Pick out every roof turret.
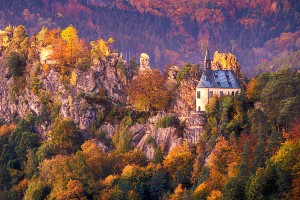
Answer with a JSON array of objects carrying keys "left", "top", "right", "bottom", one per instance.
[{"left": 204, "top": 47, "right": 212, "bottom": 70}]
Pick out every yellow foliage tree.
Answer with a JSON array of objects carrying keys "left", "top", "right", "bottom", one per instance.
[
  {"left": 90, "top": 38, "right": 114, "bottom": 59},
  {"left": 59, "top": 179, "right": 87, "bottom": 200},
  {"left": 246, "top": 78, "right": 258, "bottom": 102},
  {"left": 207, "top": 190, "right": 222, "bottom": 200},
  {"left": 163, "top": 144, "right": 194, "bottom": 187},
  {"left": 0, "top": 124, "right": 16, "bottom": 137},
  {"left": 60, "top": 25, "right": 80, "bottom": 65},
  {"left": 169, "top": 184, "right": 189, "bottom": 200},
  {"left": 193, "top": 182, "right": 209, "bottom": 200}
]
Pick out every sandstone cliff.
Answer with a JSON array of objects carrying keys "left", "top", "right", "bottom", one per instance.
[
  {"left": 0, "top": 53, "right": 128, "bottom": 133},
  {"left": 0, "top": 52, "right": 206, "bottom": 157},
  {"left": 212, "top": 51, "right": 246, "bottom": 87}
]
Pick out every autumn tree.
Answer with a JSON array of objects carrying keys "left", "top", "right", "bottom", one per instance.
[
  {"left": 60, "top": 25, "right": 80, "bottom": 64},
  {"left": 246, "top": 164, "right": 279, "bottom": 200},
  {"left": 191, "top": 140, "right": 207, "bottom": 184},
  {"left": 271, "top": 134, "right": 300, "bottom": 199},
  {"left": 24, "top": 149, "right": 37, "bottom": 179},
  {"left": 169, "top": 184, "right": 189, "bottom": 200},
  {"left": 11, "top": 25, "right": 28, "bottom": 51},
  {"left": 39, "top": 154, "right": 96, "bottom": 199},
  {"left": 112, "top": 116, "right": 133, "bottom": 153},
  {"left": 80, "top": 140, "right": 107, "bottom": 179},
  {"left": 206, "top": 137, "right": 240, "bottom": 191},
  {"left": 48, "top": 26, "right": 91, "bottom": 70},
  {"left": 128, "top": 69, "right": 171, "bottom": 111},
  {"left": 90, "top": 37, "right": 114, "bottom": 59},
  {"left": 238, "top": 140, "right": 253, "bottom": 178},
  {"left": 163, "top": 144, "right": 194, "bottom": 188},
  {"left": 49, "top": 118, "right": 83, "bottom": 155}
]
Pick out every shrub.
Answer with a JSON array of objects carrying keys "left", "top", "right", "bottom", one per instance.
[
  {"left": 29, "top": 76, "right": 41, "bottom": 95},
  {"left": 155, "top": 115, "right": 180, "bottom": 129},
  {"left": 5, "top": 51, "right": 27, "bottom": 77},
  {"left": 176, "top": 63, "right": 192, "bottom": 84},
  {"left": 75, "top": 57, "right": 91, "bottom": 70},
  {"left": 69, "top": 71, "right": 77, "bottom": 86}
]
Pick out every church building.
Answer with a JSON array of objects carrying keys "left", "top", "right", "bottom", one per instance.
[{"left": 196, "top": 48, "right": 241, "bottom": 112}]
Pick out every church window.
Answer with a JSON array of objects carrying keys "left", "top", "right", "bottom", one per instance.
[
  {"left": 209, "top": 91, "right": 213, "bottom": 98},
  {"left": 220, "top": 91, "right": 223, "bottom": 97},
  {"left": 197, "top": 91, "right": 201, "bottom": 99},
  {"left": 198, "top": 106, "right": 201, "bottom": 111},
  {"left": 232, "top": 91, "right": 234, "bottom": 96}
]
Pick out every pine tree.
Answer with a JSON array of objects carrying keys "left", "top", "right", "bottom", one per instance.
[
  {"left": 253, "top": 138, "right": 266, "bottom": 170},
  {"left": 24, "top": 149, "right": 37, "bottom": 179}
]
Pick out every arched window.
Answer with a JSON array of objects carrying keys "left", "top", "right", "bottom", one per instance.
[
  {"left": 197, "top": 91, "right": 201, "bottom": 99},
  {"left": 198, "top": 106, "right": 201, "bottom": 112},
  {"left": 232, "top": 91, "right": 234, "bottom": 96}
]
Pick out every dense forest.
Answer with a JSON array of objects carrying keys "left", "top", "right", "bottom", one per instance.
[
  {"left": 0, "top": 0, "right": 300, "bottom": 77},
  {"left": 0, "top": 22, "right": 299, "bottom": 200}
]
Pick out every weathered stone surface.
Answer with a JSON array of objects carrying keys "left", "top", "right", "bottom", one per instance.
[
  {"left": 212, "top": 51, "right": 240, "bottom": 72},
  {"left": 77, "top": 70, "right": 96, "bottom": 92},
  {"left": 100, "top": 122, "right": 118, "bottom": 139},
  {"left": 0, "top": 53, "right": 128, "bottom": 133},
  {"left": 139, "top": 53, "right": 150, "bottom": 72},
  {"left": 171, "top": 79, "right": 197, "bottom": 114},
  {"left": 133, "top": 112, "right": 205, "bottom": 159},
  {"left": 0, "top": 53, "right": 205, "bottom": 159},
  {"left": 212, "top": 51, "right": 246, "bottom": 87}
]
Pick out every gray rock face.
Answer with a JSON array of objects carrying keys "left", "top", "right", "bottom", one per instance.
[
  {"left": 132, "top": 113, "right": 205, "bottom": 159},
  {"left": 0, "top": 54, "right": 128, "bottom": 133},
  {"left": 171, "top": 79, "right": 198, "bottom": 114},
  {"left": 0, "top": 54, "right": 205, "bottom": 158}
]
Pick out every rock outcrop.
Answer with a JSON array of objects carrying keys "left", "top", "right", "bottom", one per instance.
[
  {"left": 132, "top": 113, "right": 205, "bottom": 159},
  {"left": 171, "top": 79, "right": 198, "bottom": 114},
  {"left": 0, "top": 53, "right": 206, "bottom": 158},
  {"left": 0, "top": 54, "right": 128, "bottom": 132},
  {"left": 212, "top": 51, "right": 246, "bottom": 87},
  {"left": 139, "top": 53, "right": 150, "bottom": 72}
]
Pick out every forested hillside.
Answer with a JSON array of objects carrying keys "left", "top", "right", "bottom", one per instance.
[
  {"left": 0, "top": 0, "right": 300, "bottom": 76},
  {"left": 0, "top": 23, "right": 300, "bottom": 199}
]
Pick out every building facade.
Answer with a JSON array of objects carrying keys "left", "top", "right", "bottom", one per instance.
[{"left": 196, "top": 48, "right": 241, "bottom": 112}]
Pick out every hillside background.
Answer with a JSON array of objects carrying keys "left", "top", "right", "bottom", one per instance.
[{"left": 1, "top": 0, "right": 300, "bottom": 76}]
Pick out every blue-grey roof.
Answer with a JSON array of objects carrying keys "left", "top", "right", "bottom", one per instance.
[{"left": 197, "top": 70, "right": 240, "bottom": 88}]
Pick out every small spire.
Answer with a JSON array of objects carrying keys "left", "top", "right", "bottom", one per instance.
[
  {"left": 204, "top": 46, "right": 211, "bottom": 70},
  {"left": 204, "top": 47, "right": 211, "bottom": 61}
]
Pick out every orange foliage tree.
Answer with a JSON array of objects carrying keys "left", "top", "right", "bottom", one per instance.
[
  {"left": 207, "top": 137, "right": 241, "bottom": 191},
  {"left": 128, "top": 69, "right": 171, "bottom": 111}
]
